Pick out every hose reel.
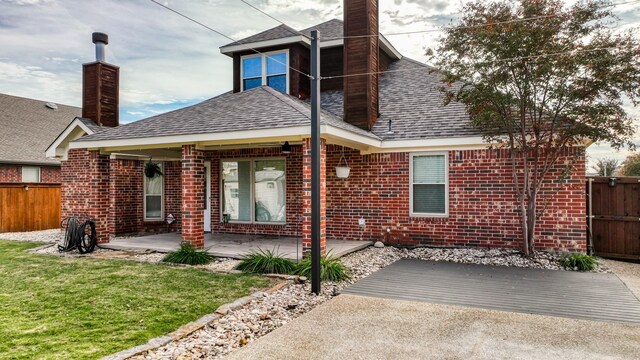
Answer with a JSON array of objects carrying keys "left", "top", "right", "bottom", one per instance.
[{"left": 59, "top": 215, "right": 97, "bottom": 254}]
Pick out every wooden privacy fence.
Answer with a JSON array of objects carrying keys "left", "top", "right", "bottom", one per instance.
[
  {"left": 587, "top": 177, "right": 640, "bottom": 260},
  {"left": 0, "top": 183, "right": 61, "bottom": 233}
]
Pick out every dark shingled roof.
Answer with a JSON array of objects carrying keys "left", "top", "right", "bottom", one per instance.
[
  {"left": 300, "top": 19, "right": 344, "bottom": 39},
  {"left": 0, "top": 93, "right": 81, "bottom": 165},
  {"left": 224, "top": 19, "right": 347, "bottom": 47},
  {"left": 316, "top": 58, "right": 481, "bottom": 140},
  {"left": 77, "top": 117, "right": 103, "bottom": 133},
  {"left": 224, "top": 24, "right": 302, "bottom": 47},
  {"left": 77, "top": 86, "right": 380, "bottom": 143}
]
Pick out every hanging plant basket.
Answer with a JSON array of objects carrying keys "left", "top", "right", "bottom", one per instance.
[
  {"left": 336, "top": 166, "right": 350, "bottom": 178},
  {"left": 144, "top": 160, "right": 163, "bottom": 179},
  {"left": 335, "top": 151, "right": 350, "bottom": 178}
]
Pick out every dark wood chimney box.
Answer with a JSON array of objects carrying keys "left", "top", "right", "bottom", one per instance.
[
  {"left": 343, "top": 0, "right": 379, "bottom": 131},
  {"left": 82, "top": 62, "right": 119, "bottom": 127}
]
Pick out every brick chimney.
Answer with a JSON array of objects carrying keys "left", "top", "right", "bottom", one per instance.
[
  {"left": 343, "top": 0, "right": 379, "bottom": 131},
  {"left": 82, "top": 32, "right": 119, "bottom": 127}
]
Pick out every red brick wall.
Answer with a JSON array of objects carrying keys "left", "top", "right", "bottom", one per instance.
[
  {"left": 61, "top": 149, "right": 110, "bottom": 243},
  {"left": 109, "top": 159, "right": 143, "bottom": 235},
  {"left": 0, "top": 165, "right": 60, "bottom": 183},
  {"left": 163, "top": 161, "right": 182, "bottom": 232},
  {"left": 0, "top": 165, "right": 20, "bottom": 182},
  {"left": 208, "top": 146, "right": 303, "bottom": 237},
  {"left": 325, "top": 146, "right": 586, "bottom": 251}
]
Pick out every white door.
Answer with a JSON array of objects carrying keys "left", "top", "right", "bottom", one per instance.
[{"left": 204, "top": 161, "right": 211, "bottom": 232}]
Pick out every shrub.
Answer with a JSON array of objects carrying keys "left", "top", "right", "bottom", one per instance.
[
  {"left": 560, "top": 253, "right": 597, "bottom": 271},
  {"left": 235, "top": 248, "right": 297, "bottom": 274},
  {"left": 162, "top": 242, "right": 214, "bottom": 265},
  {"left": 295, "top": 252, "right": 350, "bottom": 282}
]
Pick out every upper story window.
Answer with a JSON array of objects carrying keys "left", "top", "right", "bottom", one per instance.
[{"left": 241, "top": 51, "right": 288, "bottom": 94}]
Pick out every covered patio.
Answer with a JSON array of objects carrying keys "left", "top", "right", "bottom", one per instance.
[{"left": 102, "top": 233, "right": 371, "bottom": 261}]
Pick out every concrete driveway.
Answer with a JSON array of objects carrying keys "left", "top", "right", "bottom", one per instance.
[
  {"left": 226, "top": 294, "right": 640, "bottom": 360},
  {"left": 227, "top": 259, "right": 640, "bottom": 360}
]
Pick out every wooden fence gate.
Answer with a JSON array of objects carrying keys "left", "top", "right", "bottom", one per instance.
[
  {"left": 588, "top": 177, "right": 640, "bottom": 260},
  {"left": 0, "top": 183, "right": 61, "bottom": 233}
]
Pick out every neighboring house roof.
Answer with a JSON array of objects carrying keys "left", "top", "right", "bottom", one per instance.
[
  {"left": 0, "top": 93, "right": 81, "bottom": 165},
  {"left": 317, "top": 58, "right": 481, "bottom": 140},
  {"left": 76, "top": 86, "right": 381, "bottom": 143}
]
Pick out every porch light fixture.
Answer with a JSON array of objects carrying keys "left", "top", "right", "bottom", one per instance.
[
  {"left": 281, "top": 141, "right": 291, "bottom": 154},
  {"left": 609, "top": 177, "right": 617, "bottom": 187}
]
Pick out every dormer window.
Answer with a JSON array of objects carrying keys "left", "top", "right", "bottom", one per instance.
[{"left": 241, "top": 50, "right": 288, "bottom": 94}]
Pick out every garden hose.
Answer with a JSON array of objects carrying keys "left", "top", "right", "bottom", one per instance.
[{"left": 59, "top": 215, "right": 97, "bottom": 254}]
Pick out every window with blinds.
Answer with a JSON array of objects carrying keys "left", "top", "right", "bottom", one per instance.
[{"left": 410, "top": 153, "right": 448, "bottom": 216}]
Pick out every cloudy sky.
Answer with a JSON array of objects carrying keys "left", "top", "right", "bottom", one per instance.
[{"left": 0, "top": 0, "right": 639, "bottom": 168}]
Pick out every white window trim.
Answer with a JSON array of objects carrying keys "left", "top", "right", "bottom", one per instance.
[
  {"left": 220, "top": 157, "right": 287, "bottom": 225},
  {"left": 143, "top": 161, "right": 164, "bottom": 221},
  {"left": 240, "top": 49, "right": 290, "bottom": 94},
  {"left": 409, "top": 151, "right": 449, "bottom": 218},
  {"left": 21, "top": 166, "right": 41, "bottom": 183}
]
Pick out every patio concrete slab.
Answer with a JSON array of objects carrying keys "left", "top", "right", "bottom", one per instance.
[
  {"left": 343, "top": 259, "right": 640, "bottom": 324},
  {"left": 102, "top": 233, "right": 371, "bottom": 261}
]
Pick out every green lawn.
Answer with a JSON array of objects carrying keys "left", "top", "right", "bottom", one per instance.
[{"left": 0, "top": 240, "right": 269, "bottom": 360}]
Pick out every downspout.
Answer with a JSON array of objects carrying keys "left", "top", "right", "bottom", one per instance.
[{"left": 587, "top": 177, "right": 594, "bottom": 255}]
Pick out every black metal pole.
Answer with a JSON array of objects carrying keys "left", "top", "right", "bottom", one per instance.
[{"left": 310, "top": 29, "right": 321, "bottom": 295}]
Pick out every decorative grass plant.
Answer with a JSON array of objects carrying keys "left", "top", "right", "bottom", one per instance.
[
  {"left": 295, "top": 251, "right": 350, "bottom": 282},
  {"left": 235, "top": 248, "right": 297, "bottom": 274},
  {"left": 560, "top": 253, "right": 597, "bottom": 271},
  {"left": 162, "top": 242, "right": 214, "bottom": 265}
]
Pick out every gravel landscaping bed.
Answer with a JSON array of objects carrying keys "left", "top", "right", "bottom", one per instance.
[
  {"left": 131, "top": 245, "right": 606, "bottom": 360},
  {"left": 0, "top": 229, "right": 63, "bottom": 243}
]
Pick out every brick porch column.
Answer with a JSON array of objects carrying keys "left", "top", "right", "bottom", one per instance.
[
  {"left": 61, "top": 149, "right": 111, "bottom": 243},
  {"left": 302, "top": 138, "right": 327, "bottom": 256},
  {"left": 181, "top": 144, "right": 205, "bottom": 248}
]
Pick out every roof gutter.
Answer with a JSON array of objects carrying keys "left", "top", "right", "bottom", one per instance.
[{"left": 0, "top": 160, "right": 60, "bottom": 167}]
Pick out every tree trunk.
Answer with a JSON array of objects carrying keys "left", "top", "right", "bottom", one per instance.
[
  {"left": 527, "top": 192, "right": 537, "bottom": 255},
  {"left": 520, "top": 195, "right": 530, "bottom": 256}
]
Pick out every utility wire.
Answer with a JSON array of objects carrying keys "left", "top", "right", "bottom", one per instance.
[
  {"left": 320, "top": 46, "right": 620, "bottom": 80},
  {"left": 324, "top": 0, "right": 640, "bottom": 40},
  {"left": 148, "top": 0, "right": 312, "bottom": 79},
  {"left": 238, "top": 0, "right": 296, "bottom": 33}
]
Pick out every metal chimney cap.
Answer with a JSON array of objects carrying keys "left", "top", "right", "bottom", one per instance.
[{"left": 92, "top": 32, "right": 109, "bottom": 45}]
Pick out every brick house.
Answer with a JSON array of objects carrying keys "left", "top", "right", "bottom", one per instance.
[
  {"left": 0, "top": 93, "right": 81, "bottom": 183},
  {"left": 47, "top": 0, "right": 586, "bottom": 254}
]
